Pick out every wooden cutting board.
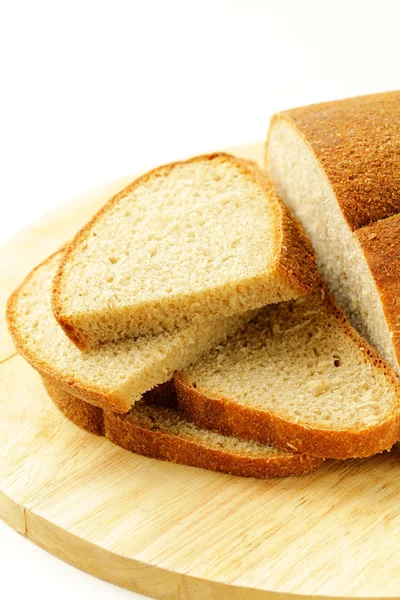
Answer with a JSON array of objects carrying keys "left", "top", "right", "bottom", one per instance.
[{"left": 1, "top": 143, "right": 400, "bottom": 600}]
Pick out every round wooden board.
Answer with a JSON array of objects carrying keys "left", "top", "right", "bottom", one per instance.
[{"left": 1, "top": 143, "right": 400, "bottom": 600}]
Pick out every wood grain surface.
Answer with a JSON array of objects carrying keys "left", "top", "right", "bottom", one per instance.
[{"left": 1, "top": 143, "right": 400, "bottom": 600}]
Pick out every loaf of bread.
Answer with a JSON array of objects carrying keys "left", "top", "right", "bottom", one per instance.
[
  {"left": 8, "top": 134, "right": 400, "bottom": 473},
  {"left": 7, "top": 250, "right": 252, "bottom": 413},
  {"left": 265, "top": 91, "right": 400, "bottom": 373},
  {"left": 52, "top": 153, "right": 318, "bottom": 349},
  {"left": 42, "top": 378, "right": 323, "bottom": 478},
  {"left": 175, "top": 284, "right": 400, "bottom": 459}
]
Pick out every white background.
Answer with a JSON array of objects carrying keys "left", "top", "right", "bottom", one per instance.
[{"left": 1, "top": 0, "right": 400, "bottom": 598}]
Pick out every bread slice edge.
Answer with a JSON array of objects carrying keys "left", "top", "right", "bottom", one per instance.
[
  {"left": 174, "top": 285, "right": 400, "bottom": 460},
  {"left": 42, "top": 376, "right": 324, "bottom": 478}
]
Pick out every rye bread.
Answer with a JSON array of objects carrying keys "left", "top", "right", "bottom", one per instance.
[
  {"left": 175, "top": 284, "right": 400, "bottom": 459},
  {"left": 42, "top": 377, "right": 323, "bottom": 478},
  {"left": 266, "top": 91, "right": 400, "bottom": 373},
  {"left": 52, "top": 153, "right": 318, "bottom": 349},
  {"left": 7, "top": 250, "right": 251, "bottom": 413}
]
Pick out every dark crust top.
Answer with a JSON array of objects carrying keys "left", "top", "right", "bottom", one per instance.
[
  {"left": 51, "top": 152, "right": 318, "bottom": 349},
  {"left": 273, "top": 91, "right": 400, "bottom": 231},
  {"left": 174, "top": 283, "right": 400, "bottom": 460},
  {"left": 356, "top": 214, "right": 400, "bottom": 367},
  {"left": 42, "top": 376, "right": 323, "bottom": 479}
]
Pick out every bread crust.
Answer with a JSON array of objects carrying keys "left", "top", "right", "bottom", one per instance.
[
  {"left": 43, "top": 377, "right": 105, "bottom": 435},
  {"left": 174, "top": 284, "right": 400, "bottom": 460},
  {"left": 273, "top": 197, "right": 319, "bottom": 295},
  {"left": 271, "top": 91, "right": 400, "bottom": 231},
  {"left": 42, "top": 376, "right": 323, "bottom": 478},
  {"left": 356, "top": 214, "right": 400, "bottom": 368},
  {"left": 52, "top": 153, "right": 318, "bottom": 349}
]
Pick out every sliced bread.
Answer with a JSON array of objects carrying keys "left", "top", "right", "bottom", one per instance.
[
  {"left": 42, "top": 377, "right": 323, "bottom": 478},
  {"left": 52, "top": 153, "right": 318, "bottom": 349},
  {"left": 265, "top": 91, "right": 400, "bottom": 373},
  {"left": 175, "top": 284, "right": 400, "bottom": 459},
  {"left": 7, "top": 250, "right": 251, "bottom": 413}
]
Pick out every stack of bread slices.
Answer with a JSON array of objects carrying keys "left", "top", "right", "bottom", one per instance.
[{"left": 7, "top": 94, "right": 400, "bottom": 478}]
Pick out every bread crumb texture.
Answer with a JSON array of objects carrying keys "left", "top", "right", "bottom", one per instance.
[
  {"left": 180, "top": 286, "right": 400, "bottom": 435},
  {"left": 7, "top": 251, "right": 251, "bottom": 413},
  {"left": 53, "top": 153, "right": 317, "bottom": 348}
]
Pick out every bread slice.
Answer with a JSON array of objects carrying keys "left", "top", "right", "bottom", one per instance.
[
  {"left": 7, "top": 250, "right": 252, "bottom": 413},
  {"left": 265, "top": 91, "right": 400, "bottom": 372},
  {"left": 175, "top": 284, "right": 400, "bottom": 459},
  {"left": 42, "top": 377, "right": 323, "bottom": 478},
  {"left": 52, "top": 153, "right": 318, "bottom": 349}
]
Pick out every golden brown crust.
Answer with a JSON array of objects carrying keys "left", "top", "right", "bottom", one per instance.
[
  {"left": 42, "top": 376, "right": 105, "bottom": 435},
  {"left": 42, "top": 376, "right": 323, "bottom": 478},
  {"left": 356, "top": 214, "right": 400, "bottom": 367},
  {"left": 174, "top": 283, "right": 400, "bottom": 460},
  {"left": 273, "top": 91, "right": 400, "bottom": 231},
  {"left": 105, "top": 411, "right": 323, "bottom": 478},
  {"left": 52, "top": 153, "right": 318, "bottom": 349},
  {"left": 273, "top": 199, "right": 319, "bottom": 295}
]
